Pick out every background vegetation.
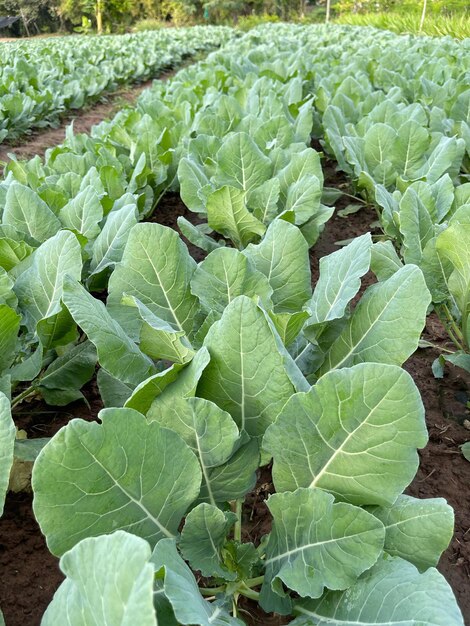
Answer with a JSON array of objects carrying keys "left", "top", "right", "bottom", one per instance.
[{"left": 0, "top": 0, "right": 467, "bottom": 37}]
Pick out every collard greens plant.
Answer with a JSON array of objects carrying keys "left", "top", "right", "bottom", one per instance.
[{"left": 30, "top": 224, "right": 462, "bottom": 624}]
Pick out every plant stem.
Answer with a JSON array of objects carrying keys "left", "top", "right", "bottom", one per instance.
[
  {"left": 436, "top": 304, "right": 465, "bottom": 352},
  {"left": 442, "top": 303, "right": 466, "bottom": 347},
  {"left": 200, "top": 585, "right": 226, "bottom": 596},
  {"left": 199, "top": 575, "right": 265, "bottom": 601},
  {"left": 234, "top": 499, "right": 242, "bottom": 542},
  {"left": 419, "top": 340, "right": 455, "bottom": 354},
  {"left": 11, "top": 384, "right": 37, "bottom": 410},
  {"left": 339, "top": 190, "right": 368, "bottom": 204},
  {"left": 238, "top": 584, "right": 260, "bottom": 601}
]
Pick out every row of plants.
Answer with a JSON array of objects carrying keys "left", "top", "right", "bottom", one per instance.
[
  {"left": 0, "top": 26, "right": 233, "bottom": 144},
  {"left": 0, "top": 24, "right": 467, "bottom": 624},
  {"left": 297, "top": 25, "right": 470, "bottom": 377},
  {"left": 131, "top": 23, "right": 470, "bottom": 377}
]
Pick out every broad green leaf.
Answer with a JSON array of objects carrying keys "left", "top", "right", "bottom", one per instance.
[
  {"left": 369, "top": 495, "right": 453, "bottom": 570},
  {"left": 207, "top": 186, "right": 266, "bottom": 249},
  {"left": 399, "top": 186, "right": 435, "bottom": 265},
  {"left": 178, "top": 157, "right": 211, "bottom": 213},
  {"left": 0, "top": 305, "right": 20, "bottom": 372},
  {"left": 191, "top": 247, "right": 272, "bottom": 315},
  {"left": 370, "top": 240, "right": 403, "bottom": 281},
  {"left": 108, "top": 223, "right": 199, "bottom": 335},
  {"left": 59, "top": 186, "right": 103, "bottom": 239},
  {"left": 261, "top": 307, "right": 310, "bottom": 393},
  {"left": 215, "top": 132, "right": 272, "bottom": 194},
  {"left": 261, "top": 488, "right": 384, "bottom": 609},
  {"left": 244, "top": 219, "right": 311, "bottom": 312},
  {"left": 89, "top": 204, "right": 138, "bottom": 276},
  {"left": 436, "top": 224, "right": 470, "bottom": 329},
  {"left": 9, "top": 343, "right": 43, "bottom": 383},
  {"left": 419, "top": 136, "right": 464, "bottom": 184},
  {"left": 145, "top": 348, "right": 210, "bottom": 420},
  {"left": 420, "top": 234, "right": 450, "bottom": 303},
  {"left": 318, "top": 265, "right": 430, "bottom": 375},
  {"left": 285, "top": 175, "right": 322, "bottom": 226},
  {"left": 363, "top": 124, "right": 397, "bottom": 175},
  {"left": 197, "top": 438, "right": 259, "bottom": 504},
  {"left": 250, "top": 178, "right": 281, "bottom": 225},
  {"left": 300, "top": 204, "right": 334, "bottom": 247},
  {"left": 125, "top": 365, "right": 186, "bottom": 414},
  {"left": 42, "top": 531, "right": 157, "bottom": 626},
  {"left": 277, "top": 149, "right": 323, "bottom": 203},
  {"left": 14, "top": 437, "right": 49, "bottom": 462},
  {"left": 63, "top": 278, "right": 154, "bottom": 387},
  {"left": 0, "top": 392, "right": 15, "bottom": 516},
  {"left": 38, "top": 341, "right": 97, "bottom": 401},
  {"left": 14, "top": 230, "right": 82, "bottom": 332},
  {"left": 392, "top": 120, "right": 429, "bottom": 179},
  {"left": 151, "top": 396, "right": 249, "bottom": 505},
  {"left": 306, "top": 233, "right": 372, "bottom": 329},
  {"left": 439, "top": 352, "right": 470, "bottom": 374},
  {"left": 197, "top": 296, "right": 295, "bottom": 437},
  {"left": 3, "top": 182, "right": 61, "bottom": 243},
  {"left": 32, "top": 408, "right": 202, "bottom": 556},
  {"left": 291, "top": 556, "right": 464, "bottom": 626},
  {"left": 97, "top": 369, "right": 134, "bottom": 408},
  {"left": 180, "top": 503, "right": 237, "bottom": 579},
  {"left": 264, "top": 363, "right": 427, "bottom": 506},
  {"left": 38, "top": 307, "right": 78, "bottom": 351},
  {"left": 461, "top": 442, "right": 470, "bottom": 461},
  {"left": 39, "top": 387, "right": 84, "bottom": 406},
  {"left": 0, "top": 267, "right": 16, "bottom": 308},
  {"left": 337, "top": 203, "right": 362, "bottom": 218}
]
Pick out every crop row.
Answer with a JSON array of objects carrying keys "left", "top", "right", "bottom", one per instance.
[
  {"left": 0, "top": 26, "right": 233, "bottom": 144},
  {"left": 0, "top": 24, "right": 467, "bottom": 625}
]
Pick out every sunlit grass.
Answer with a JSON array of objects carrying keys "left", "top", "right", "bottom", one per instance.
[{"left": 335, "top": 12, "right": 470, "bottom": 39}]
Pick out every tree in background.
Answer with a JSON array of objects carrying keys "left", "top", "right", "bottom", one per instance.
[
  {"left": 57, "top": 0, "right": 136, "bottom": 32},
  {"left": 0, "top": 0, "right": 467, "bottom": 35},
  {"left": 0, "top": 0, "right": 54, "bottom": 34}
]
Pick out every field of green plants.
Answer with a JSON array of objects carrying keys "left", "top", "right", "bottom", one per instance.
[
  {"left": 0, "top": 27, "right": 232, "bottom": 143},
  {"left": 0, "top": 23, "right": 469, "bottom": 626}
]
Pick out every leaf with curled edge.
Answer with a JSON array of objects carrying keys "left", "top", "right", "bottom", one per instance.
[
  {"left": 32, "top": 408, "right": 201, "bottom": 556},
  {"left": 263, "top": 362, "right": 427, "bottom": 507},
  {"left": 243, "top": 219, "right": 311, "bottom": 313},
  {"left": 108, "top": 222, "right": 199, "bottom": 335},
  {"left": 290, "top": 556, "right": 464, "bottom": 626},
  {"left": 42, "top": 531, "right": 157, "bottom": 626},
  {"left": 260, "top": 488, "right": 385, "bottom": 613},
  {"left": 317, "top": 264, "right": 430, "bottom": 376},
  {"left": 368, "top": 494, "right": 453, "bottom": 571}
]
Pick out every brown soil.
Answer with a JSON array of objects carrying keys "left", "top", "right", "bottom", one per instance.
[
  {"left": 0, "top": 158, "right": 469, "bottom": 625},
  {"left": 0, "top": 379, "right": 102, "bottom": 625}
]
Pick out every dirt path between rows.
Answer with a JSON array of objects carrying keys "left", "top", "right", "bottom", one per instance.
[{"left": 0, "top": 157, "right": 468, "bottom": 625}]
